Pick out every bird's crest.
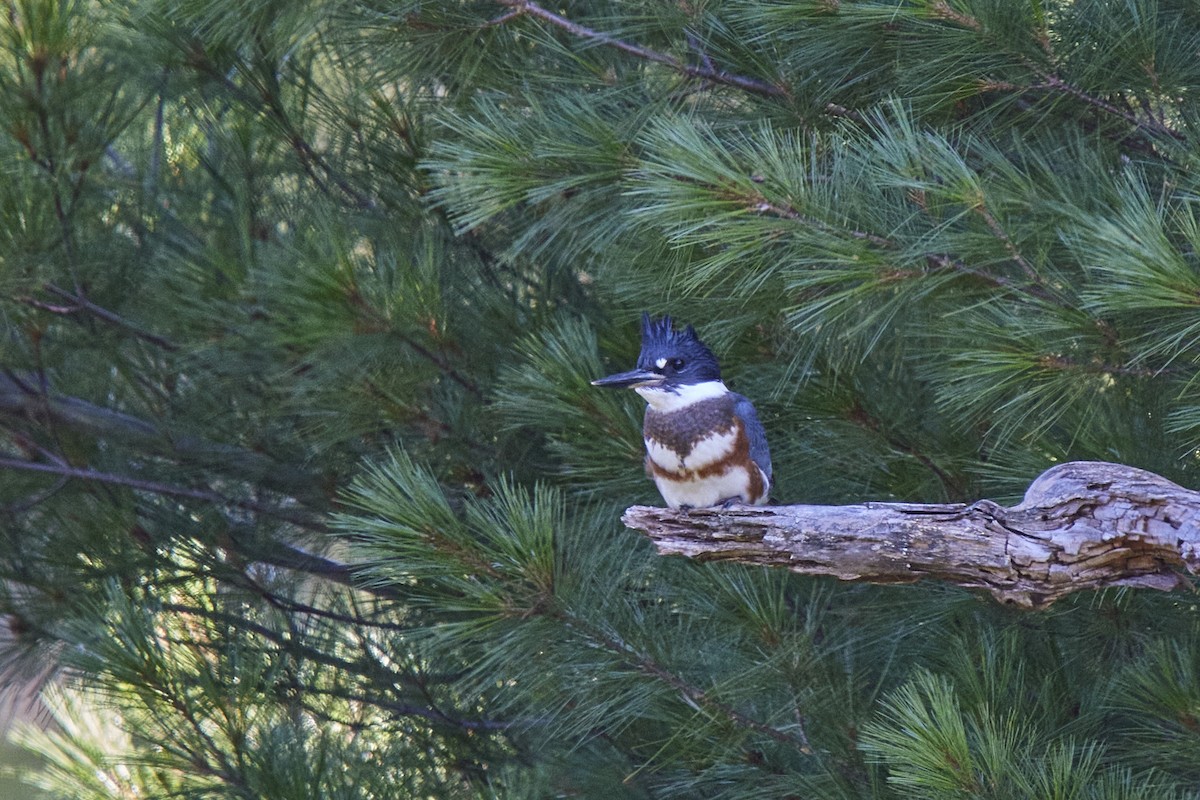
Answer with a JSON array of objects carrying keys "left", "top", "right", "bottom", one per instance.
[
  {"left": 640, "top": 313, "right": 709, "bottom": 353},
  {"left": 638, "top": 313, "right": 721, "bottom": 380}
]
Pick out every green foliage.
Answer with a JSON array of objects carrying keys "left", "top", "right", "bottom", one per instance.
[
  {"left": 861, "top": 667, "right": 1182, "bottom": 800},
  {"left": 3, "top": 0, "right": 1200, "bottom": 797}
]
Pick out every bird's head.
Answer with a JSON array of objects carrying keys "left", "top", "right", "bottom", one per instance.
[{"left": 591, "top": 313, "right": 721, "bottom": 393}]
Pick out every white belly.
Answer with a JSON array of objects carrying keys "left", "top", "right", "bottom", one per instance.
[{"left": 652, "top": 466, "right": 768, "bottom": 509}]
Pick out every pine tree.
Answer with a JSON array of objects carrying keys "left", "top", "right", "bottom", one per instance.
[{"left": 2, "top": 0, "right": 1200, "bottom": 797}]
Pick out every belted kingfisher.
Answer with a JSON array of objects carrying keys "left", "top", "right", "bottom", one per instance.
[{"left": 592, "top": 313, "right": 772, "bottom": 509}]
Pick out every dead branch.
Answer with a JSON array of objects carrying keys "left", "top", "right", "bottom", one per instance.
[{"left": 621, "top": 461, "right": 1200, "bottom": 609}]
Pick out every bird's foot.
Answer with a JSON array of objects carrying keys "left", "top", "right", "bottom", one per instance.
[{"left": 716, "top": 496, "right": 745, "bottom": 509}]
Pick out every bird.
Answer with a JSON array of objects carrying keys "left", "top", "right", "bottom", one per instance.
[{"left": 591, "top": 313, "right": 772, "bottom": 509}]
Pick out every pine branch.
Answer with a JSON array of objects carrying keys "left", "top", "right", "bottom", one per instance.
[
  {"left": 683, "top": 179, "right": 1063, "bottom": 305},
  {"left": 753, "top": 196, "right": 893, "bottom": 249},
  {"left": 0, "top": 456, "right": 325, "bottom": 530},
  {"left": 554, "top": 610, "right": 813, "bottom": 753},
  {"left": 496, "top": 0, "right": 790, "bottom": 100},
  {"left": 347, "top": 294, "right": 485, "bottom": 400},
  {"left": 923, "top": 3, "right": 1182, "bottom": 143},
  {"left": 0, "top": 372, "right": 323, "bottom": 502},
  {"left": 297, "top": 682, "right": 515, "bottom": 733},
  {"left": 189, "top": 52, "right": 379, "bottom": 212},
  {"left": 971, "top": 202, "right": 1040, "bottom": 285},
  {"left": 0, "top": 454, "right": 415, "bottom": 607},
  {"left": 621, "top": 461, "right": 1199, "bottom": 609},
  {"left": 925, "top": 253, "right": 1058, "bottom": 305},
  {"left": 157, "top": 602, "right": 511, "bottom": 732},
  {"left": 30, "top": 283, "right": 180, "bottom": 351},
  {"left": 842, "top": 398, "right": 966, "bottom": 500},
  {"left": 1030, "top": 72, "right": 1182, "bottom": 142}
]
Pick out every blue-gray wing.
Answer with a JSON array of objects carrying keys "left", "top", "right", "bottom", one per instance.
[{"left": 732, "top": 393, "right": 772, "bottom": 483}]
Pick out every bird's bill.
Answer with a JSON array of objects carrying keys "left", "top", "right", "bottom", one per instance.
[{"left": 590, "top": 368, "right": 662, "bottom": 389}]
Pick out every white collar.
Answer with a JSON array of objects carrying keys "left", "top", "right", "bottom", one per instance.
[{"left": 635, "top": 380, "right": 727, "bottom": 412}]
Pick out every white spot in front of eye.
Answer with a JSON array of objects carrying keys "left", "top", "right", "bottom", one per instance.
[{"left": 655, "top": 357, "right": 667, "bottom": 369}]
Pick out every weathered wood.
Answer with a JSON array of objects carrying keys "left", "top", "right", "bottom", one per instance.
[{"left": 621, "top": 461, "right": 1200, "bottom": 608}]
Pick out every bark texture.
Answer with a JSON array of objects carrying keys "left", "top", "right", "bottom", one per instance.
[{"left": 621, "top": 461, "right": 1200, "bottom": 608}]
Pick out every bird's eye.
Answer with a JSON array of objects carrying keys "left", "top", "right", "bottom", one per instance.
[{"left": 670, "top": 358, "right": 685, "bottom": 370}]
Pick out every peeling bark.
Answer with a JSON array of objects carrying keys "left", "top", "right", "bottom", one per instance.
[{"left": 620, "top": 461, "right": 1200, "bottom": 609}]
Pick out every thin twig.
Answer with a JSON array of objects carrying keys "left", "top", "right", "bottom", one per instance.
[
  {"left": 1030, "top": 72, "right": 1181, "bottom": 141},
  {"left": 5, "top": 476, "right": 69, "bottom": 514},
  {"left": 42, "top": 283, "right": 179, "bottom": 351},
  {"left": 971, "top": 203, "right": 1040, "bottom": 284},
  {"left": 924, "top": 8, "right": 1180, "bottom": 143},
  {"left": 752, "top": 193, "right": 1057, "bottom": 309},
  {"left": 166, "top": 595, "right": 516, "bottom": 732},
  {"left": 345, "top": 289, "right": 485, "bottom": 399},
  {"left": 191, "top": 55, "right": 379, "bottom": 211},
  {"left": 925, "top": 253, "right": 1058, "bottom": 305},
  {"left": 301, "top": 681, "right": 515, "bottom": 732},
  {"left": 560, "top": 611, "right": 813, "bottom": 752},
  {"left": 0, "top": 371, "right": 325, "bottom": 501},
  {"left": 0, "top": 453, "right": 406, "bottom": 603},
  {"left": 685, "top": 30, "right": 716, "bottom": 74},
  {"left": 482, "top": 8, "right": 524, "bottom": 27},
  {"left": 497, "top": 0, "right": 788, "bottom": 99},
  {"left": 104, "top": 146, "right": 137, "bottom": 179},
  {"left": 18, "top": 297, "right": 76, "bottom": 315},
  {"left": 755, "top": 197, "right": 894, "bottom": 249},
  {"left": 0, "top": 456, "right": 323, "bottom": 530},
  {"left": 844, "top": 399, "right": 967, "bottom": 502},
  {"left": 157, "top": 603, "right": 416, "bottom": 688},
  {"left": 1034, "top": 354, "right": 1167, "bottom": 379},
  {"left": 147, "top": 70, "right": 168, "bottom": 206}
]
